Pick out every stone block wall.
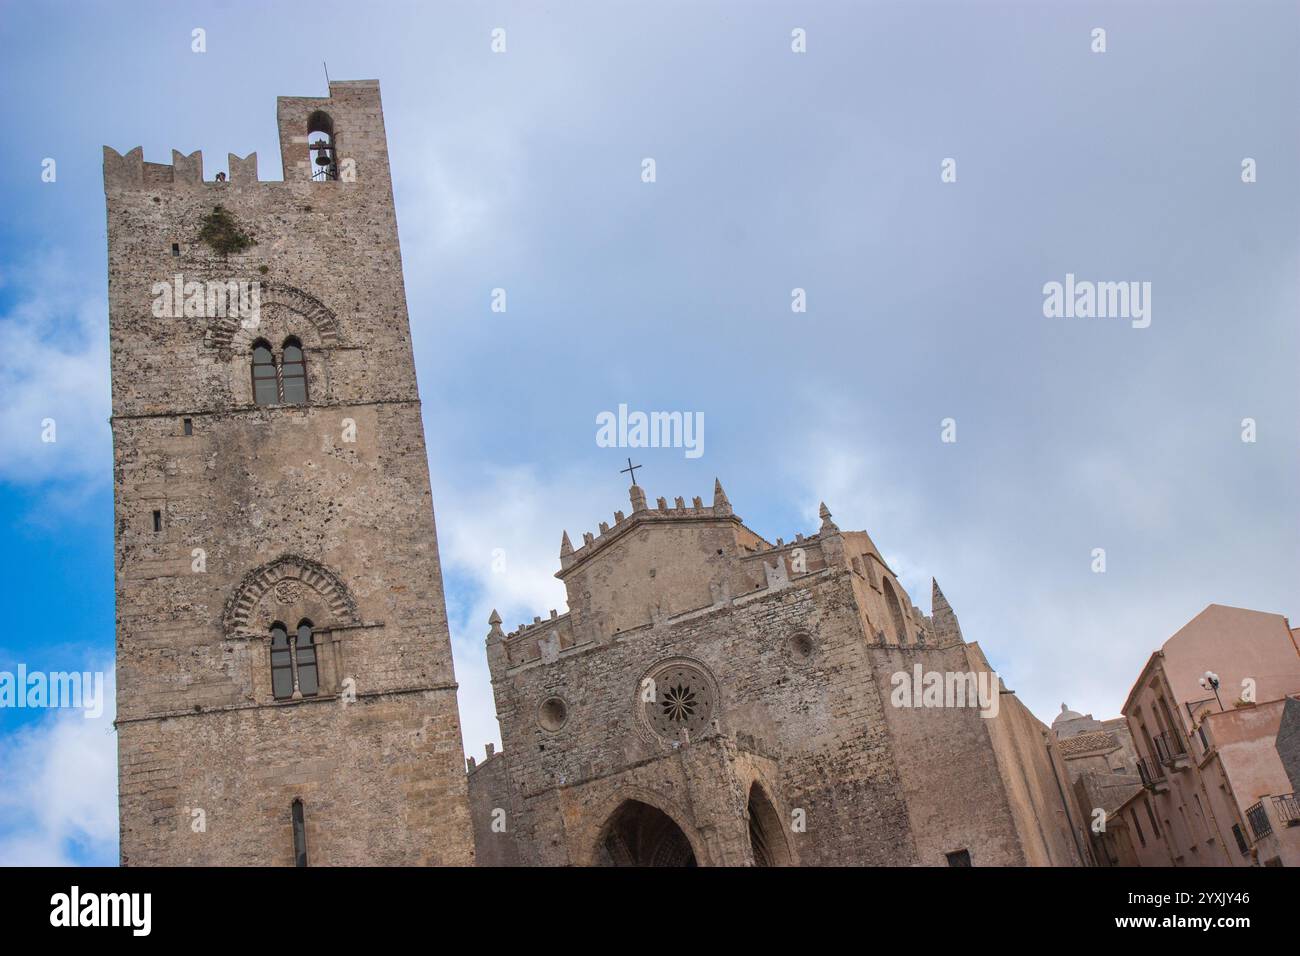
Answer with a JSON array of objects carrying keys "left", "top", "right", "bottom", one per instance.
[
  {"left": 108, "top": 81, "right": 472, "bottom": 866},
  {"left": 486, "top": 562, "right": 919, "bottom": 866},
  {"left": 473, "top": 485, "right": 1090, "bottom": 867}
]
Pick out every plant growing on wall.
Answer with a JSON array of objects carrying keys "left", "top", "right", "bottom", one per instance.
[{"left": 198, "top": 205, "right": 256, "bottom": 257}]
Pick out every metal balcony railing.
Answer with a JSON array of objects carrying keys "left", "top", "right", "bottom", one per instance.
[
  {"left": 1273, "top": 793, "right": 1300, "bottom": 827},
  {"left": 1245, "top": 801, "right": 1273, "bottom": 841},
  {"left": 1137, "top": 757, "right": 1166, "bottom": 789},
  {"left": 1154, "top": 731, "right": 1187, "bottom": 765}
]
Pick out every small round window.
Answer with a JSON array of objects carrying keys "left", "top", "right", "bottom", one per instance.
[
  {"left": 789, "top": 633, "right": 815, "bottom": 661},
  {"left": 538, "top": 696, "right": 568, "bottom": 732}
]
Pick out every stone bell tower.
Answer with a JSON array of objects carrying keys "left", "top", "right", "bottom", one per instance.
[{"left": 107, "top": 80, "right": 473, "bottom": 865}]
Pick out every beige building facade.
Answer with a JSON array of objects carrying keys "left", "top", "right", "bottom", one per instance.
[{"left": 1052, "top": 703, "right": 1164, "bottom": 865}]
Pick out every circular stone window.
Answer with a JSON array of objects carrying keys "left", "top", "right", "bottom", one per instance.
[
  {"left": 640, "top": 660, "right": 717, "bottom": 741},
  {"left": 788, "top": 633, "right": 815, "bottom": 661},
  {"left": 538, "top": 696, "right": 568, "bottom": 732}
]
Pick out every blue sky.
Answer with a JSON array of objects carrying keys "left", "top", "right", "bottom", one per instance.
[{"left": 1, "top": 0, "right": 1296, "bottom": 865}]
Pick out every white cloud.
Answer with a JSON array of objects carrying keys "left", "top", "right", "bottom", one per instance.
[
  {"left": 437, "top": 463, "right": 575, "bottom": 622},
  {"left": 433, "top": 461, "right": 606, "bottom": 758},
  {"left": 0, "top": 252, "right": 111, "bottom": 488},
  {"left": 0, "top": 665, "right": 117, "bottom": 866},
  {"left": 780, "top": 428, "right": 1271, "bottom": 728},
  {"left": 786, "top": 434, "right": 936, "bottom": 603}
]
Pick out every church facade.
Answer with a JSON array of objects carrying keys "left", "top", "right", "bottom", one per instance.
[
  {"left": 107, "top": 79, "right": 1088, "bottom": 867},
  {"left": 469, "top": 480, "right": 1090, "bottom": 866},
  {"left": 106, "top": 81, "right": 473, "bottom": 865}
]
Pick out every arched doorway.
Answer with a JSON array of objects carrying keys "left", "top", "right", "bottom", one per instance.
[
  {"left": 595, "top": 800, "right": 697, "bottom": 867},
  {"left": 747, "top": 784, "right": 792, "bottom": 866}
]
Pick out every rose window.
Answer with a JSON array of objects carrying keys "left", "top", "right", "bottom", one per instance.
[
  {"left": 661, "top": 683, "right": 697, "bottom": 723},
  {"left": 641, "top": 662, "right": 716, "bottom": 741}
]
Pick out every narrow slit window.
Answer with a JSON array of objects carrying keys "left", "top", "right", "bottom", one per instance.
[
  {"left": 171, "top": 243, "right": 180, "bottom": 257},
  {"left": 292, "top": 799, "right": 308, "bottom": 867},
  {"left": 152, "top": 509, "right": 162, "bottom": 532},
  {"left": 182, "top": 417, "right": 193, "bottom": 436}
]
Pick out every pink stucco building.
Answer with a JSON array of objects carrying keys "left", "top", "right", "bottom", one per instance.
[{"left": 1121, "top": 605, "right": 1300, "bottom": 866}]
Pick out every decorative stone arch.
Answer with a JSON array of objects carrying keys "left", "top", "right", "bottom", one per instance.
[
  {"left": 223, "top": 553, "right": 359, "bottom": 638},
  {"left": 577, "top": 786, "right": 710, "bottom": 867},
  {"left": 208, "top": 282, "right": 342, "bottom": 353},
  {"left": 743, "top": 777, "right": 797, "bottom": 866}
]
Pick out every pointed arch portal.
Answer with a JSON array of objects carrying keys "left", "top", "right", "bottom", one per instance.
[
  {"left": 595, "top": 800, "right": 697, "bottom": 867},
  {"left": 747, "top": 783, "right": 793, "bottom": 866}
]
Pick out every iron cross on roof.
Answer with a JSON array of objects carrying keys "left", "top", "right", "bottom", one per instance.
[{"left": 619, "top": 457, "right": 642, "bottom": 487}]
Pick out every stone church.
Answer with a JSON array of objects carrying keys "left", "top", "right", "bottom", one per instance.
[
  {"left": 468, "top": 480, "right": 1090, "bottom": 866},
  {"left": 107, "top": 80, "right": 1087, "bottom": 866}
]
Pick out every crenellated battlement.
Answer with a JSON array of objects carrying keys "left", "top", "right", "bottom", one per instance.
[
  {"left": 504, "top": 606, "right": 570, "bottom": 643},
  {"left": 558, "top": 478, "right": 743, "bottom": 574},
  {"left": 103, "top": 79, "right": 389, "bottom": 192},
  {"left": 487, "top": 479, "right": 968, "bottom": 680},
  {"left": 103, "top": 146, "right": 260, "bottom": 189}
]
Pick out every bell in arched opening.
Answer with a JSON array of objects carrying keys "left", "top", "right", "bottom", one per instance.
[{"left": 307, "top": 110, "right": 338, "bottom": 182}]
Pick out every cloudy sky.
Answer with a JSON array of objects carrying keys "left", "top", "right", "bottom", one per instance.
[{"left": 0, "top": 0, "right": 1296, "bottom": 865}]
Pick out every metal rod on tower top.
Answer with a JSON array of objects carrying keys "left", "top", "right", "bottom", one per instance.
[{"left": 323, "top": 61, "right": 331, "bottom": 88}]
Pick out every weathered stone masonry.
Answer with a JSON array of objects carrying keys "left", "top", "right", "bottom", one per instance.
[
  {"left": 470, "top": 481, "right": 1090, "bottom": 866},
  {"left": 108, "top": 81, "right": 473, "bottom": 865},
  {"left": 107, "top": 78, "right": 1087, "bottom": 869}
]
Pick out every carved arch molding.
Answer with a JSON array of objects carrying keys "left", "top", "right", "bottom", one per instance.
[
  {"left": 223, "top": 553, "right": 359, "bottom": 636},
  {"left": 206, "top": 282, "right": 341, "bottom": 351}
]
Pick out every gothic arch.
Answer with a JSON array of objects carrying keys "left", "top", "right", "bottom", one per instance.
[
  {"left": 745, "top": 781, "right": 795, "bottom": 866},
  {"left": 223, "top": 553, "right": 358, "bottom": 636},
  {"left": 207, "top": 282, "right": 342, "bottom": 352},
  {"left": 578, "top": 787, "right": 709, "bottom": 867}
]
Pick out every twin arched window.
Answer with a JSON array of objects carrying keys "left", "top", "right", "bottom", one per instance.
[
  {"left": 251, "top": 338, "right": 308, "bottom": 406},
  {"left": 271, "top": 620, "right": 319, "bottom": 700}
]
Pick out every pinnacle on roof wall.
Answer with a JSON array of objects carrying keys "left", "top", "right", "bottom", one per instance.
[
  {"left": 932, "top": 578, "right": 952, "bottom": 615},
  {"left": 713, "top": 478, "right": 732, "bottom": 515},
  {"left": 930, "top": 578, "right": 964, "bottom": 643},
  {"left": 486, "top": 608, "right": 505, "bottom": 644},
  {"left": 818, "top": 501, "right": 839, "bottom": 534}
]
